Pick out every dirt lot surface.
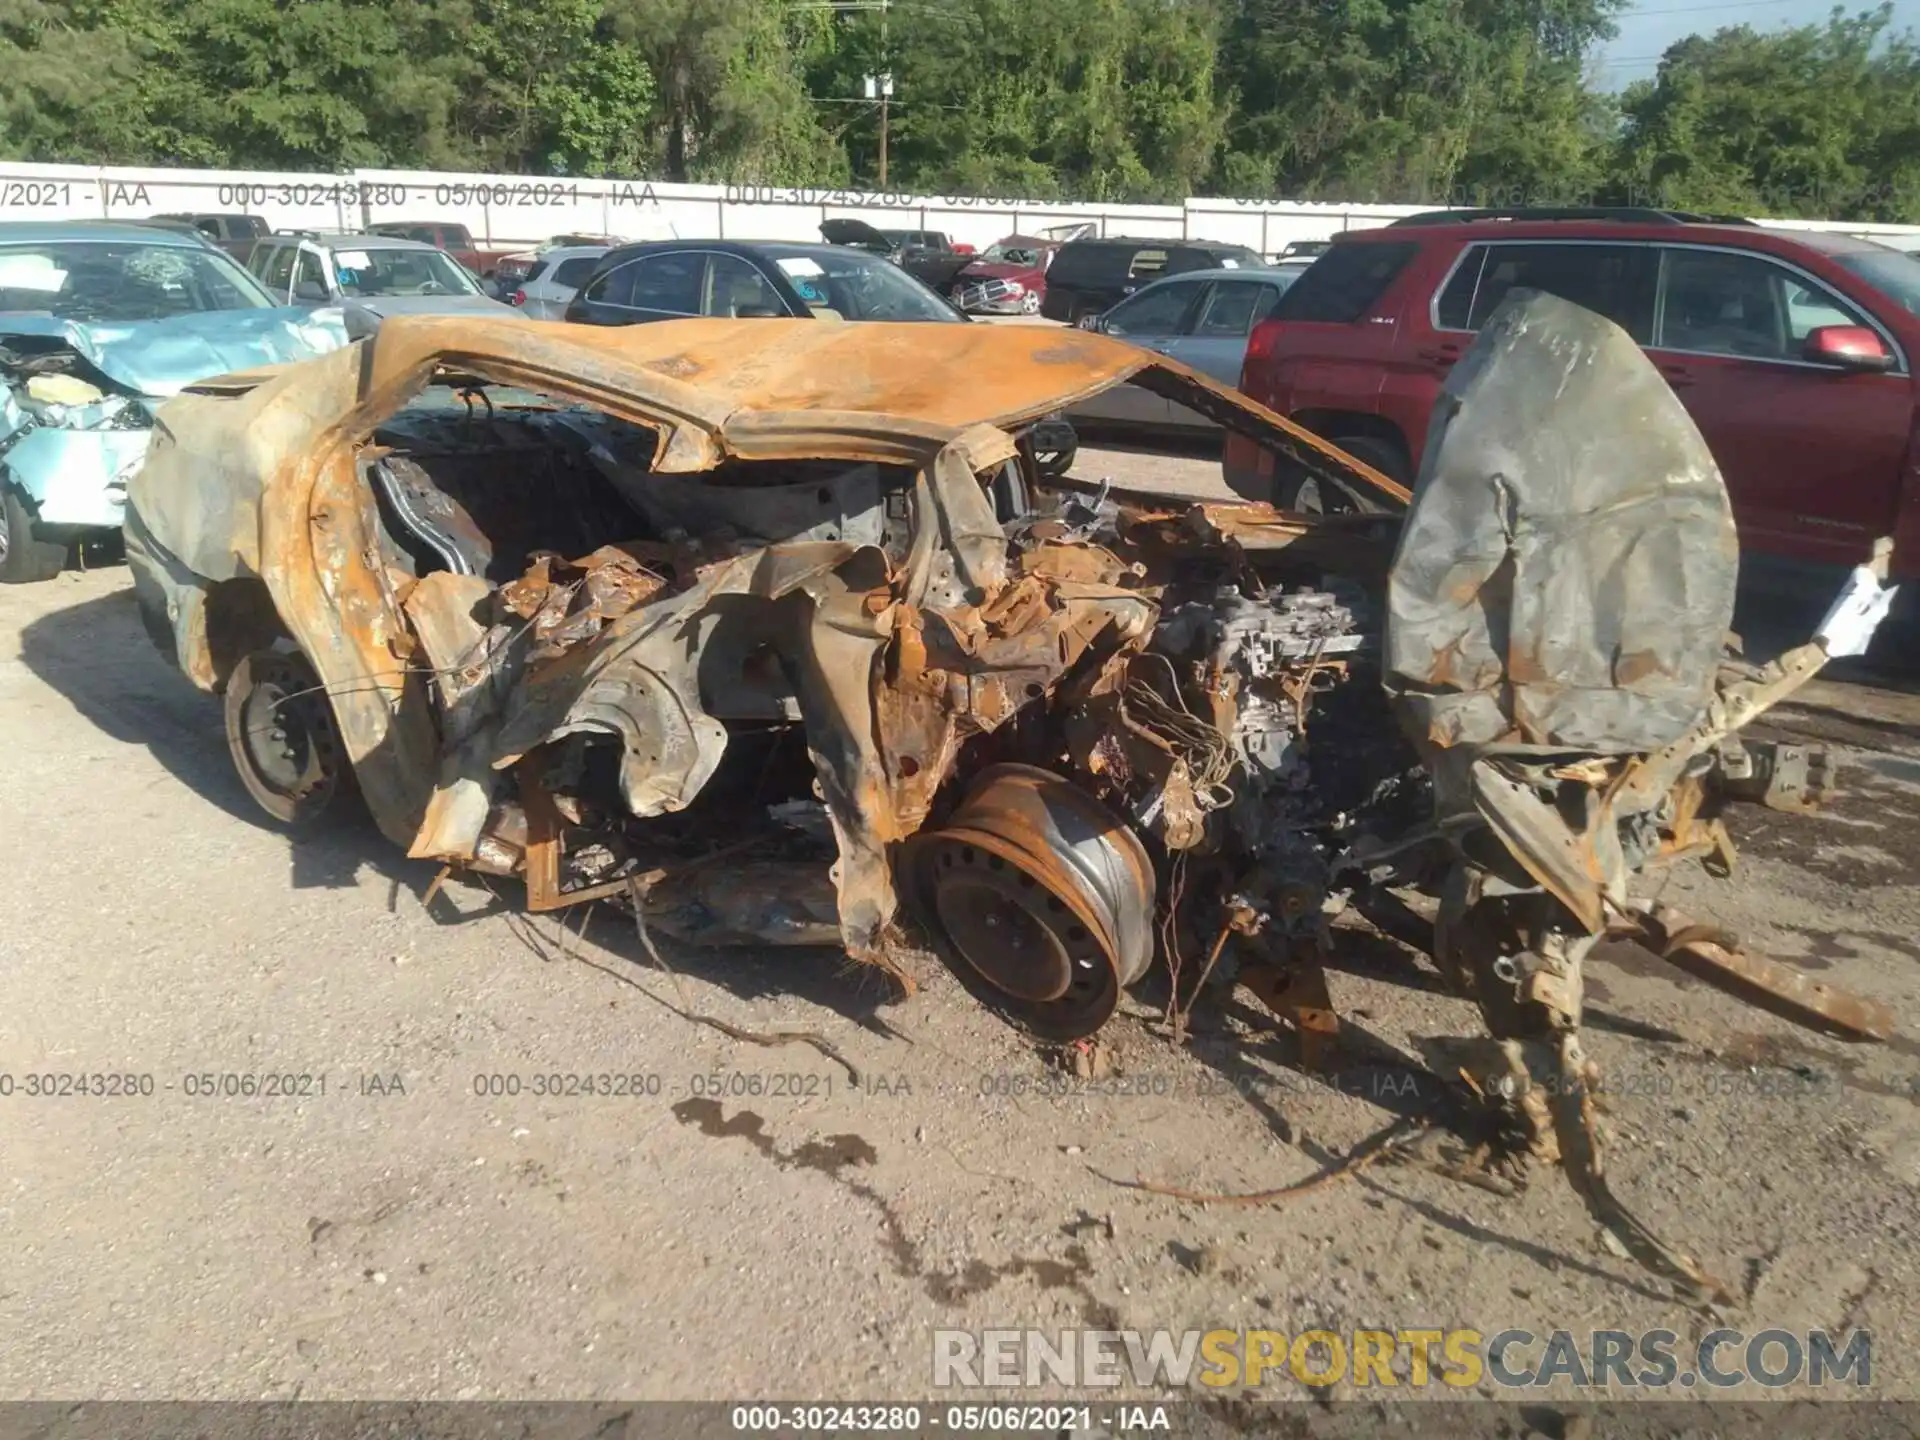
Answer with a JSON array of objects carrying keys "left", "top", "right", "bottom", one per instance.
[{"left": 3, "top": 445, "right": 1919, "bottom": 1410}]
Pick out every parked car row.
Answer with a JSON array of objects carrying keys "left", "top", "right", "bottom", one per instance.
[
  {"left": 32, "top": 201, "right": 1913, "bottom": 597},
  {"left": 145, "top": 212, "right": 578, "bottom": 284},
  {"left": 0, "top": 215, "right": 1096, "bottom": 584}
]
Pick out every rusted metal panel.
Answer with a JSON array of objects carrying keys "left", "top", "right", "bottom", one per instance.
[
  {"left": 1631, "top": 902, "right": 1895, "bottom": 1042},
  {"left": 1386, "top": 292, "right": 1738, "bottom": 756}
]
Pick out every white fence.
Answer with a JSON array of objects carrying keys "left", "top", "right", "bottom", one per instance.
[{"left": 5, "top": 160, "right": 1920, "bottom": 252}]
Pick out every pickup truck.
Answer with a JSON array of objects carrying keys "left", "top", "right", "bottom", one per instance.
[
  {"left": 365, "top": 221, "right": 519, "bottom": 280},
  {"left": 819, "top": 219, "right": 976, "bottom": 295},
  {"left": 151, "top": 213, "right": 271, "bottom": 263}
]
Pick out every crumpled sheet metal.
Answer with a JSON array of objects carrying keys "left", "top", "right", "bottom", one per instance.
[
  {"left": 0, "top": 392, "right": 151, "bottom": 525},
  {"left": 124, "top": 313, "right": 1376, "bottom": 954},
  {"left": 1385, "top": 291, "right": 1738, "bottom": 754},
  {"left": 323, "top": 314, "right": 1389, "bottom": 495},
  {"left": 0, "top": 308, "right": 348, "bottom": 399},
  {"left": 0, "top": 308, "right": 342, "bottom": 528}
]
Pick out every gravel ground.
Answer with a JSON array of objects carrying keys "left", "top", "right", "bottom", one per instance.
[{"left": 2, "top": 450, "right": 1918, "bottom": 1409}]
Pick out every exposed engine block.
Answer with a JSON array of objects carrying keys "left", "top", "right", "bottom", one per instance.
[{"left": 1148, "top": 584, "right": 1371, "bottom": 842}]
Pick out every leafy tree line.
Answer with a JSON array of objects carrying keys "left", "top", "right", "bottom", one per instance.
[{"left": 3, "top": 0, "right": 1919, "bottom": 221}]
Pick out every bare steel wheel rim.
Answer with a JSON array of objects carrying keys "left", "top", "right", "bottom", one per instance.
[
  {"left": 225, "top": 649, "right": 347, "bottom": 825},
  {"left": 901, "top": 764, "right": 1153, "bottom": 1040},
  {"left": 926, "top": 840, "right": 1110, "bottom": 1003}
]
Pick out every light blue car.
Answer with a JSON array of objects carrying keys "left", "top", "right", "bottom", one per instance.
[{"left": 0, "top": 221, "right": 349, "bottom": 582}]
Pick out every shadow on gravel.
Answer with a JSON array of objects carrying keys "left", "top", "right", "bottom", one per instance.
[
  {"left": 463, "top": 878, "right": 914, "bottom": 1035},
  {"left": 21, "top": 584, "right": 905, "bottom": 1030},
  {"left": 20, "top": 585, "right": 432, "bottom": 898}
]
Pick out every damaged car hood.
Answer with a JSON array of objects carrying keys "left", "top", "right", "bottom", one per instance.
[
  {"left": 0, "top": 308, "right": 350, "bottom": 398},
  {"left": 1386, "top": 290, "right": 1738, "bottom": 754},
  {"left": 183, "top": 314, "right": 1402, "bottom": 480},
  {"left": 819, "top": 218, "right": 895, "bottom": 251}
]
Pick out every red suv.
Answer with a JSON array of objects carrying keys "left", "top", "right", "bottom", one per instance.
[{"left": 1228, "top": 207, "right": 1920, "bottom": 581}]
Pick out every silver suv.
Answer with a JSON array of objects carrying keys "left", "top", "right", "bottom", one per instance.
[
  {"left": 246, "top": 233, "right": 517, "bottom": 336},
  {"left": 505, "top": 245, "right": 610, "bottom": 320}
]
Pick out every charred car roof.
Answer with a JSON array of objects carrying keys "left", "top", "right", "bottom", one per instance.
[{"left": 180, "top": 314, "right": 1402, "bottom": 491}]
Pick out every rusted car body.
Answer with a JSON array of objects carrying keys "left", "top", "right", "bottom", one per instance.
[{"left": 124, "top": 299, "right": 1894, "bottom": 1297}]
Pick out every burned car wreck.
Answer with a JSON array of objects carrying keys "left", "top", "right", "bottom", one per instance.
[{"left": 126, "top": 298, "right": 1895, "bottom": 1300}]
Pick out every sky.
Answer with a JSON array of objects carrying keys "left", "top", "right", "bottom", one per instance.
[{"left": 1592, "top": 0, "right": 1920, "bottom": 88}]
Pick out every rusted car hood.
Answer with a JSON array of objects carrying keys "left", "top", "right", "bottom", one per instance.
[{"left": 1387, "top": 291, "right": 1738, "bottom": 753}]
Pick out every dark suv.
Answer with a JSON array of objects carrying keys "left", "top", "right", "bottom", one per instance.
[
  {"left": 1227, "top": 207, "right": 1920, "bottom": 582},
  {"left": 1040, "top": 237, "right": 1266, "bottom": 324}
]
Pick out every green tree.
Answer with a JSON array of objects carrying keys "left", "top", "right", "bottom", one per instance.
[
  {"left": 460, "top": 0, "right": 655, "bottom": 175},
  {"left": 0, "top": 1, "right": 148, "bottom": 162},
  {"left": 869, "top": 0, "right": 1224, "bottom": 201},
  {"left": 1611, "top": 6, "right": 1920, "bottom": 221},
  {"left": 8, "top": 0, "right": 1920, "bottom": 230},
  {"left": 104, "top": 0, "right": 410, "bottom": 167},
  {"left": 607, "top": 0, "right": 841, "bottom": 182},
  {"left": 1213, "top": 0, "right": 1624, "bottom": 203}
]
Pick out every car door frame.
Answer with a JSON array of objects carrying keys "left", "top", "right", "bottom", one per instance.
[
  {"left": 1073, "top": 275, "right": 1209, "bottom": 427},
  {"left": 1417, "top": 237, "right": 1662, "bottom": 456},
  {"left": 575, "top": 247, "right": 813, "bottom": 325},
  {"left": 289, "top": 242, "right": 339, "bottom": 305},
  {"left": 572, "top": 247, "right": 712, "bottom": 323},
  {"left": 250, "top": 240, "right": 298, "bottom": 300},
  {"left": 702, "top": 250, "right": 805, "bottom": 317},
  {"left": 1158, "top": 275, "right": 1290, "bottom": 428},
  {"left": 1645, "top": 240, "right": 1914, "bottom": 566}
]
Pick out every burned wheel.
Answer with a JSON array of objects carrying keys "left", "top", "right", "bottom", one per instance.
[
  {"left": 918, "top": 835, "right": 1120, "bottom": 1033},
  {"left": 223, "top": 648, "right": 352, "bottom": 828},
  {"left": 903, "top": 765, "right": 1154, "bottom": 1041}
]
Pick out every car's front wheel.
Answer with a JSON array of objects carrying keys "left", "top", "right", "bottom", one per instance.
[{"left": 0, "top": 483, "right": 67, "bottom": 583}]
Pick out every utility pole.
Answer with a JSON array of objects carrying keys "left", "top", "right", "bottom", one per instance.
[
  {"left": 862, "top": 71, "right": 894, "bottom": 185},
  {"left": 862, "top": 0, "right": 892, "bottom": 188},
  {"left": 880, "top": 0, "right": 889, "bottom": 188}
]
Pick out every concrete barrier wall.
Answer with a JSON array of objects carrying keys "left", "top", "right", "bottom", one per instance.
[{"left": 4, "top": 160, "right": 1918, "bottom": 252}]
